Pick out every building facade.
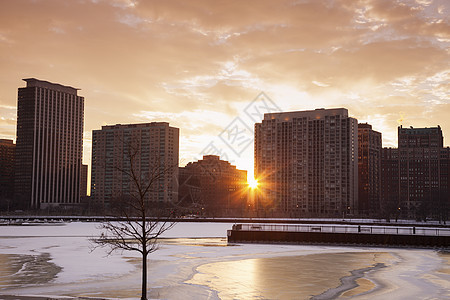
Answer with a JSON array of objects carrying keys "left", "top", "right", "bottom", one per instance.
[
  {"left": 381, "top": 147, "right": 400, "bottom": 219},
  {"left": 381, "top": 126, "right": 449, "bottom": 220},
  {"left": 80, "top": 164, "right": 88, "bottom": 198},
  {"left": 255, "top": 108, "right": 358, "bottom": 217},
  {"left": 14, "top": 78, "right": 84, "bottom": 209},
  {"left": 91, "top": 122, "right": 179, "bottom": 210},
  {"left": 178, "top": 155, "right": 248, "bottom": 217},
  {"left": 358, "top": 123, "right": 381, "bottom": 216},
  {"left": 0, "top": 139, "right": 15, "bottom": 210}
]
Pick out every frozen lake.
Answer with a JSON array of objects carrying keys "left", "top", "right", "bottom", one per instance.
[{"left": 0, "top": 222, "right": 449, "bottom": 299}]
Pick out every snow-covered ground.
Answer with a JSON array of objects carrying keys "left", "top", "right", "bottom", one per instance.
[{"left": 0, "top": 222, "right": 449, "bottom": 299}]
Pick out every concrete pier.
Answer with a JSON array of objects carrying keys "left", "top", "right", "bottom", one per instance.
[{"left": 227, "top": 224, "right": 450, "bottom": 248}]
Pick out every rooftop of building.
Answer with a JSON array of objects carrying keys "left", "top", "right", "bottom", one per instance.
[
  {"left": 202, "top": 155, "right": 220, "bottom": 160},
  {"left": 0, "top": 139, "right": 15, "bottom": 146},
  {"left": 98, "top": 122, "right": 176, "bottom": 130},
  {"left": 263, "top": 108, "right": 349, "bottom": 121},
  {"left": 398, "top": 125, "right": 442, "bottom": 134},
  {"left": 358, "top": 123, "right": 372, "bottom": 129},
  {"left": 182, "top": 155, "right": 247, "bottom": 174},
  {"left": 23, "top": 78, "right": 80, "bottom": 95}
]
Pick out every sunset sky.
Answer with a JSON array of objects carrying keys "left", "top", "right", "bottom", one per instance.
[{"left": 0, "top": 0, "right": 449, "bottom": 182}]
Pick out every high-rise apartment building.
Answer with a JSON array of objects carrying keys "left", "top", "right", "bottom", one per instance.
[
  {"left": 381, "top": 126, "right": 449, "bottom": 220},
  {"left": 14, "top": 78, "right": 84, "bottom": 209},
  {"left": 0, "top": 139, "right": 15, "bottom": 209},
  {"left": 91, "top": 122, "right": 179, "bottom": 210},
  {"left": 178, "top": 155, "right": 248, "bottom": 217},
  {"left": 255, "top": 108, "right": 358, "bottom": 217},
  {"left": 358, "top": 123, "right": 381, "bottom": 216}
]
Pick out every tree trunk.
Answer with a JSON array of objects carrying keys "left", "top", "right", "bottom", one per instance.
[{"left": 141, "top": 251, "right": 148, "bottom": 300}]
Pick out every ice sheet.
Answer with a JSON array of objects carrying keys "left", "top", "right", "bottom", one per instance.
[{"left": 0, "top": 222, "right": 449, "bottom": 299}]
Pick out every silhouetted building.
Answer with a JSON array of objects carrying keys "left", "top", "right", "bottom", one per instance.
[
  {"left": 358, "top": 123, "right": 381, "bottom": 216},
  {"left": 255, "top": 108, "right": 358, "bottom": 217},
  {"left": 381, "top": 126, "right": 449, "bottom": 221},
  {"left": 91, "top": 122, "right": 179, "bottom": 210},
  {"left": 381, "top": 147, "right": 400, "bottom": 219},
  {"left": 14, "top": 78, "right": 84, "bottom": 209},
  {"left": 0, "top": 139, "right": 15, "bottom": 210},
  {"left": 398, "top": 125, "right": 443, "bottom": 148},
  {"left": 178, "top": 155, "right": 247, "bottom": 217},
  {"left": 80, "top": 164, "right": 88, "bottom": 197},
  {"left": 441, "top": 148, "right": 450, "bottom": 222}
]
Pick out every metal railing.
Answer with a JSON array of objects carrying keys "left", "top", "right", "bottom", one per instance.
[{"left": 232, "top": 224, "right": 450, "bottom": 237}]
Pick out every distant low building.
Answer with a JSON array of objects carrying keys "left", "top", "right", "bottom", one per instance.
[
  {"left": 178, "top": 155, "right": 248, "bottom": 217},
  {"left": 0, "top": 139, "right": 15, "bottom": 210}
]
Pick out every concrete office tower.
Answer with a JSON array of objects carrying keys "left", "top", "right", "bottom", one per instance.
[
  {"left": 178, "top": 155, "right": 248, "bottom": 217},
  {"left": 255, "top": 108, "right": 358, "bottom": 217},
  {"left": 358, "top": 123, "right": 381, "bottom": 216},
  {"left": 382, "top": 126, "right": 449, "bottom": 220},
  {"left": 14, "top": 79, "right": 84, "bottom": 209},
  {"left": 91, "top": 122, "right": 179, "bottom": 210},
  {"left": 0, "top": 139, "right": 15, "bottom": 209}
]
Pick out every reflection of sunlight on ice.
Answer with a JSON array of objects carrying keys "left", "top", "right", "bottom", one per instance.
[
  {"left": 186, "top": 258, "right": 259, "bottom": 299},
  {"left": 437, "top": 252, "right": 450, "bottom": 275},
  {"left": 221, "top": 259, "right": 257, "bottom": 296},
  {"left": 186, "top": 252, "right": 401, "bottom": 300}
]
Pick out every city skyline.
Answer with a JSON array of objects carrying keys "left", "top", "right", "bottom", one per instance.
[{"left": 0, "top": 0, "right": 449, "bottom": 180}]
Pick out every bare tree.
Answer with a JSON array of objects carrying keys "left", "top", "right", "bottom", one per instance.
[{"left": 91, "top": 138, "right": 177, "bottom": 300}]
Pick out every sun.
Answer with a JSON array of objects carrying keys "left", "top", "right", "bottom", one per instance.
[{"left": 248, "top": 178, "right": 259, "bottom": 189}]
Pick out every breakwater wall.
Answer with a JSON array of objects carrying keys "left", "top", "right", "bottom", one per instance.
[{"left": 227, "top": 224, "right": 450, "bottom": 248}]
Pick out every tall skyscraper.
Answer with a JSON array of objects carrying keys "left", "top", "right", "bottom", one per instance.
[
  {"left": 255, "top": 108, "right": 358, "bottom": 217},
  {"left": 381, "top": 126, "right": 449, "bottom": 220},
  {"left": 358, "top": 123, "right": 381, "bottom": 216},
  {"left": 178, "top": 155, "right": 248, "bottom": 217},
  {"left": 14, "top": 78, "right": 84, "bottom": 209},
  {"left": 91, "top": 122, "right": 179, "bottom": 210},
  {"left": 0, "top": 139, "right": 15, "bottom": 209}
]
